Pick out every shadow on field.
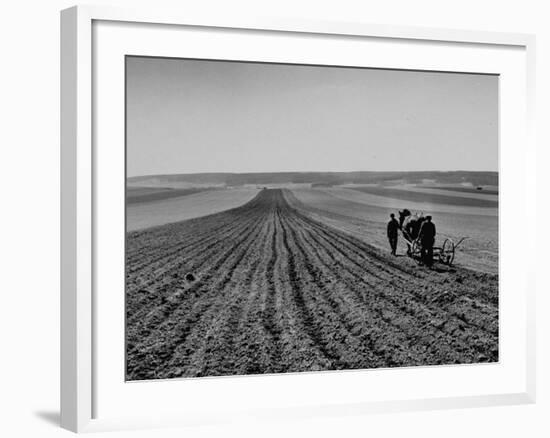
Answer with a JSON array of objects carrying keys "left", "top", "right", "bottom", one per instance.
[{"left": 395, "top": 252, "right": 457, "bottom": 274}]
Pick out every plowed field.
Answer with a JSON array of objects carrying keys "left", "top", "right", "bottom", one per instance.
[{"left": 126, "top": 189, "right": 498, "bottom": 380}]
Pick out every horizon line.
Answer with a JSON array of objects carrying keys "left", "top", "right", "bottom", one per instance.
[{"left": 127, "top": 169, "right": 499, "bottom": 179}]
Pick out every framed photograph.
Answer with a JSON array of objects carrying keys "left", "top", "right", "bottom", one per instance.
[{"left": 61, "top": 5, "right": 536, "bottom": 433}]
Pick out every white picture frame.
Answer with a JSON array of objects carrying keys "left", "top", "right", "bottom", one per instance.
[{"left": 60, "top": 4, "right": 536, "bottom": 433}]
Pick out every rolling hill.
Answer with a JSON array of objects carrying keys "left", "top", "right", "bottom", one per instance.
[{"left": 128, "top": 171, "right": 498, "bottom": 188}]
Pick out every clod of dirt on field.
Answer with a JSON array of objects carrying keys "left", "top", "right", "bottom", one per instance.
[{"left": 126, "top": 189, "right": 498, "bottom": 380}]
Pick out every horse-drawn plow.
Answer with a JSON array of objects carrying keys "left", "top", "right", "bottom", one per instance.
[
  {"left": 402, "top": 231, "right": 467, "bottom": 267},
  {"left": 398, "top": 209, "right": 467, "bottom": 267}
]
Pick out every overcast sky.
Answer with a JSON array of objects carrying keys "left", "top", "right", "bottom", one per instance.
[{"left": 126, "top": 57, "right": 498, "bottom": 177}]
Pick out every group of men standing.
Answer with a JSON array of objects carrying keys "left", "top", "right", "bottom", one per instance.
[{"left": 386, "top": 213, "right": 436, "bottom": 267}]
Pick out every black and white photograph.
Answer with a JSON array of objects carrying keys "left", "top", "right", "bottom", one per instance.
[{"left": 125, "top": 56, "right": 499, "bottom": 381}]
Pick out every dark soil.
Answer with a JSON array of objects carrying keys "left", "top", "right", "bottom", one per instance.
[{"left": 126, "top": 189, "right": 498, "bottom": 380}]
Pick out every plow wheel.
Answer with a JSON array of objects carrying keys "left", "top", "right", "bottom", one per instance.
[{"left": 439, "top": 238, "right": 456, "bottom": 266}]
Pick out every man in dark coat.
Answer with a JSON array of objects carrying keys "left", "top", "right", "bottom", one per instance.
[
  {"left": 418, "top": 215, "right": 436, "bottom": 266},
  {"left": 387, "top": 213, "right": 399, "bottom": 256}
]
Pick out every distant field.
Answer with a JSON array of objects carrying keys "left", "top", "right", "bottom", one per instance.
[
  {"left": 348, "top": 186, "right": 498, "bottom": 208},
  {"left": 421, "top": 186, "right": 498, "bottom": 196},
  {"left": 127, "top": 186, "right": 212, "bottom": 204},
  {"left": 392, "top": 185, "right": 498, "bottom": 202},
  {"left": 127, "top": 170, "right": 499, "bottom": 188},
  {"left": 126, "top": 187, "right": 260, "bottom": 231},
  {"left": 324, "top": 187, "right": 497, "bottom": 217}
]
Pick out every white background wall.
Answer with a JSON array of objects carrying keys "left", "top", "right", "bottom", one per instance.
[{"left": 0, "top": 0, "right": 547, "bottom": 436}]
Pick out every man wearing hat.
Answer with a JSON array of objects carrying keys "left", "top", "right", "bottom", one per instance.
[{"left": 418, "top": 215, "right": 436, "bottom": 266}]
